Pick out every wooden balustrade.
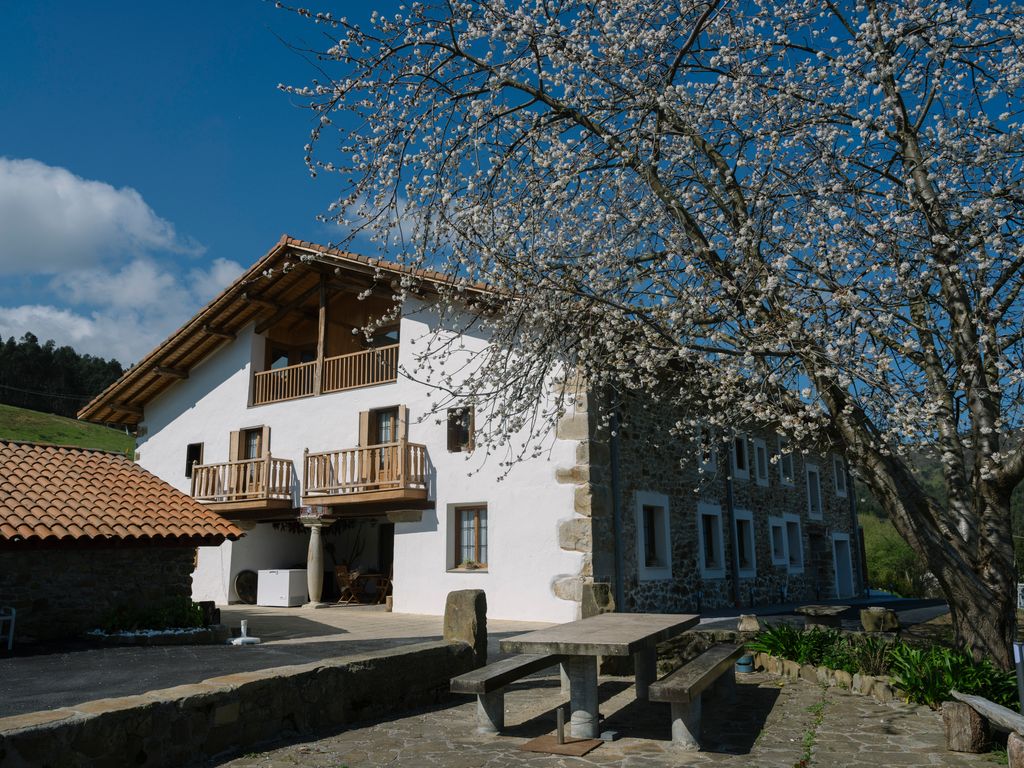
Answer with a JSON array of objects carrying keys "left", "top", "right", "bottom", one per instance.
[
  {"left": 252, "top": 345, "right": 399, "bottom": 406},
  {"left": 191, "top": 455, "right": 294, "bottom": 503},
  {"left": 304, "top": 441, "right": 428, "bottom": 497},
  {"left": 321, "top": 344, "right": 399, "bottom": 394},
  {"left": 253, "top": 360, "right": 317, "bottom": 405}
]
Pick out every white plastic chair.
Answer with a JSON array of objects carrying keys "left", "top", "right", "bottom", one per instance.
[{"left": 0, "top": 607, "right": 14, "bottom": 651}]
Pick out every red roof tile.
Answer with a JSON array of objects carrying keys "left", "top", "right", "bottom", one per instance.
[{"left": 0, "top": 441, "right": 242, "bottom": 544}]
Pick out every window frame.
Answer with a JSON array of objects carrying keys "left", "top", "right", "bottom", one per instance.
[
  {"left": 768, "top": 515, "right": 788, "bottom": 566},
  {"left": 451, "top": 504, "right": 488, "bottom": 570},
  {"left": 635, "top": 491, "right": 672, "bottom": 581},
  {"left": 777, "top": 437, "right": 795, "bottom": 486},
  {"left": 697, "top": 425, "right": 717, "bottom": 473},
  {"left": 733, "top": 507, "right": 756, "bottom": 577},
  {"left": 784, "top": 513, "right": 804, "bottom": 573},
  {"left": 753, "top": 437, "right": 769, "bottom": 487},
  {"left": 731, "top": 433, "right": 750, "bottom": 481},
  {"left": 184, "top": 442, "right": 204, "bottom": 478},
  {"left": 833, "top": 455, "right": 848, "bottom": 497},
  {"left": 697, "top": 501, "right": 725, "bottom": 579},
  {"left": 806, "top": 462, "right": 823, "bottom": 520},
  {"left": 447, "top": 406, "right": 475, "bottom": 453}
]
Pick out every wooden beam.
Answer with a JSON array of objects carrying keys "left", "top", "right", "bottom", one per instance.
[
  {"left": 242, "top": 292, "right": 280, "bottom": 309},
  {"left": 112, "top": 402, "right": 144, "bottom": 418},
  {"left": 153, "top": 365, "right": 188, "bottom": 379},
  {"left": 203, "top": 324, "right": 235, "bottom": 340},
  {"left": 254, "top": 283, "right": 321, "bottom": 334},
  {"left": 314, "top": 274, "right": 327, "bottom": 396}
]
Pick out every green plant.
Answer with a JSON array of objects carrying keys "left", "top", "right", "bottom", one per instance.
[
  {"left": 849, "top": 635, "right": 895, "bottom": 676},
  {"left": 747, "top": 625, "right": 853, "bottom": 670},
  {"left": 887, "top": 643, "right": 1017, "bottom": 711},
  {"left": 98, "top": 596, "right": 205, "bottom": 633}
]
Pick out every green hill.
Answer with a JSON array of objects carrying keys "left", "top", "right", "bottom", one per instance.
[{"left": 0, "top": 403, "right": 134, "bottom": 455}]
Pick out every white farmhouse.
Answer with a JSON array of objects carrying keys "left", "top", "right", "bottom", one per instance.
[{"left": 80, "top": 235, "right": 863, "bottom": 622}]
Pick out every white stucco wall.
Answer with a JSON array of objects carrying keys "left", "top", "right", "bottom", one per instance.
[{"left": 137, "top": 300, "right": 582, "bottom": 622}]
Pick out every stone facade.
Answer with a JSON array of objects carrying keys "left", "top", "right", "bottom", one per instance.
[
  {"left": 0, "top": 544, "right": 195, "bottom": 643},
  {"left": 554, "top": 391, "right": 861, "bottom": 614}
]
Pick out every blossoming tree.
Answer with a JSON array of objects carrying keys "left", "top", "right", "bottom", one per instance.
[{"left": 281, "top": 0, "right": 1024, "bottom": 665}]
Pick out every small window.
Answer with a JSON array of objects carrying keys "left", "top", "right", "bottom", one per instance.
[
  {"left": 697, "top": 425, "right": 717, "bottom": 472},
  {"left": 635, "top": 491, "right": 672, "bottom": 581},
  {"left": 453, "top": 505, "right": 487, "bottom": 568},
  {"left": 447, "top": 406, "right": 475, "bottom": 452},
  {"left": 806, "top": 463, "right": 823, "bottom": 519},
  {"left": 242, "top": 427, "right": 263, "bottom": 460},
  {"left": 769, "top": 516, "right": 788, "bottom": 566},
  {"left": 731, "top": 434, "right": 750, "bottom": 481},
  {"left": 373, "top": 407, "right": 400, "bottom": 445},
  {"left": 185, "top": 442, "right": 204, "bottom": 478},
  {"left": 734, "top": 508, "right": 756, "bottom": 576},
  {"left": 778, "top": 437, "right": 795, "bottom": 485},
  {"left": 753, "top": 438, "right": 769, "bottom": 486},
  {"left": 697, "top": 502, "right": 725, "bottom": 578},
  {"left": 833, "top": 455, "right": 848, "bottom": 497},
  {"left": 785, "top": 514, "right": 804, "bottom": 572}
]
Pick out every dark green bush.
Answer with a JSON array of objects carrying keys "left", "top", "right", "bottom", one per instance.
[{"left": 98, "top": 596, "right": 205, "bottom": 634}]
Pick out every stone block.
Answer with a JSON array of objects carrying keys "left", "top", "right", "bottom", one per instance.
[
  {"left": 816, "top": 666, "right": 830, "bottom": 685},
  {"left": 558, "top": 517, "right": 592, "bottom": 552},
  {"left": 861, "top": 606, "right": 900, "bottom": 633},
  {"left": 581, "top": 582, "right": 614, "bottom": 618},
  {"left": 555, "top": 465, "right": 589, "bottom": 485},
  {"left": 1008, "top": 731, "right": 1024, "bottom": 768},
  {"left": 443, "top": 589, "right": 487, "bottom": 667},
  {"left": 737, "top": 614, "right": 760, "bottom": 633},
  {"left": 573, "top": 484, "right": 609, "bottom": 517},
  {"left": 556, "top": 412, "right": 591, "bottom": 441},
  {"left": 872, "top": 682, "right": 894, "bottom": 703},
  {"left": 799, "top": 664, "right": 818, "bottom": 683},
  {"left": 551, "top": 575, "right": 583, "bottom": 602},
  {"left": 942, "top": 701, "right": 990, "bottom": 753},
  {"left": 833, "top": 670, "right": 853, "bottom": 689},
  {"left": 783, "top": 660, "right": 801, "bottom": 679}
]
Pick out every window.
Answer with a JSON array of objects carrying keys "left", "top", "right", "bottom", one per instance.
[
  {"left": 768, "top": 516, "right": 788, "bottom": 566},
  {"left": 453, "top": 505, "right": 487, "bottom": 568},
  {"left": 373, "top": 407, "right": 400, "bottom": 445},
  {"left": 697, "top": 426, "right": 717, "bottom": 472},
  {"left": 635, "top": 491, "right": 671, "bottom": 581},
  {"left": 184, "top": 442, "right": 203, "bottom": 478},
  {"left": 734, "top": 508, "right": 756, "bottom": 576},
  {"left": 731, "top": 433, "right": 750, "bottom": 481},
  {"left": 242, "top": 428, "right": 263, "bottom": 460},
  {"left": 697, "top": 502, "right": 725, "bottom": 578},
  {"left": 806, "top": 463, "right": 823, "bottom": 519},
  {"left": 833, "top": 455, "right": 848, "bottom": 497},
  {"left": 753, "top": 438, "right": 769, "bottom": 486},
  {"left": 784, "top": 513, "right": 804, "bottom": 572},
  {"left": 447, "top": 406, "right": 475, "bottom": 452},
  {"left": 778, "top": 437, "right": 795, "bottom": 485}
]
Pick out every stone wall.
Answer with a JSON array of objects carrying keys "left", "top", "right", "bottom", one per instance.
[
  {"left": 0, "top": 640, "right": 475, "bottom": 768},
  {"left": 0, "top": 544, "right": 195, "bottom": 643},
  {"left": 586, "top": 395, "right": 860, "bottom": 613}
]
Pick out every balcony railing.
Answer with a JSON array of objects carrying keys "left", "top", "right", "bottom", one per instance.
[
  {"left": 252, "top": 344, "right": 399, "bottom": 406},
  {"left": 191, "top": 455, "right": 294, "bottom": 504},
  {"left": 303, "top": 440, "right": 428, "bottom": 498}
]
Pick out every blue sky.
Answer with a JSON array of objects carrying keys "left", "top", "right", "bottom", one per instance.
[{"left": 0, "top": 1, "right": 382, "bottom": 363}]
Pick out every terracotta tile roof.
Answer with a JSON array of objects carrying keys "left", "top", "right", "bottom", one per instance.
[{"left": 0, "top": 441, "right": 242, "bottom": 544}]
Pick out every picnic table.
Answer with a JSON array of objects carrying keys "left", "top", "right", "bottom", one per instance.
[{"left": 500, "top": 612, "right": 699, "bottom": 738}]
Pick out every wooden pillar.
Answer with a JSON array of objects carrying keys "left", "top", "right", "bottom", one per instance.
[{"left": 314, "top": 274, "right": 327, "bottom": 396}]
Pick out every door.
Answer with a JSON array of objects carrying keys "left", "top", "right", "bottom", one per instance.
[
  {"left": 372, "top": 407, "right": 399, "bottom": 483},
  {"left": 832, "top": 534, "right": 854, "bottom": 598}
]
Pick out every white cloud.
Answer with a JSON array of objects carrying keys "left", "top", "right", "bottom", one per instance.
[{"left": 0, "top": 157, "right": 202, "bottom": 274}]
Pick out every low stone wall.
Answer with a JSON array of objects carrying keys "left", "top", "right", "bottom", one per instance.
[
  {"left": 0, "top": 544, "right": 195, "bottom": 643},
  {"left": 753, "top": 652, "right": 906, "bottom": 704},
  {"left": 0, "top": 640, "right": 475, "bottom": 768}
]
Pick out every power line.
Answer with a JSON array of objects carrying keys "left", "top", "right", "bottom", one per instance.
[{"left": 0, "top": 382, "right": 92, "bottom": 401}]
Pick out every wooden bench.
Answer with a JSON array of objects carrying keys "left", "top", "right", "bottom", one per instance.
[
  {"left": 649, "top": 643, "right": 746, "bottom": 749},
  {"left": 944, "top": 691, "right": 1024, "bottom": 753},
  {"left": 451, "top": 653, "right": 565, "bottom": 734}
]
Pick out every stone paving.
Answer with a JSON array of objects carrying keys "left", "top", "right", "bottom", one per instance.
[{"left": 217, "top": 672, "right": 999, "bottom": 768}]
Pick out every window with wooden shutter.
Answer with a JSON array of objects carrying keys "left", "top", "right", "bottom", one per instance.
[
  {"left": 447, "top": 406, "right": 474, "bottom": 452},
  {"left": 453, "top": 505, "right": 487, "bottom": 568}
]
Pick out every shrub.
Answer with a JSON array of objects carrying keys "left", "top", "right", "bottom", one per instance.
[
  {"left": 887, "top": 644, "right": 1018, "bottom": 711},
  {"left": 98, "top": 597, "right": 205, "bottom": 634}
]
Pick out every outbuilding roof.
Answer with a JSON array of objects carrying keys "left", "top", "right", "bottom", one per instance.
[{"left": 0, "top": 440, "right": 242, "bottom": 544}]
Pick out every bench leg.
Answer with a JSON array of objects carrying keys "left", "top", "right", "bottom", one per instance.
[
  {"left": 715, "top": 667, "right": 737, "bottom": 705},
  {"left": 560, "top": 660, "right": 570, "bottom": 696},
  {"left": 634, "top": 646, "right": 657, "bottom": 702},
  {"left": 670, "top": 698, "right": 702, "bottom": 750},
  {"left": 476, "top": 689, "right": 505, "bottom": 735},
  {"left": 566, "top": 655, "right": 600, "bottom": 739}
]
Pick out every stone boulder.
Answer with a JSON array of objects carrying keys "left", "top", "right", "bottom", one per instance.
[
  {"left": 860, "top": 606, "right": 900, "bottom": 633},
  {"left": 443, "top": 589, "right": 487, "bottom": 667}
]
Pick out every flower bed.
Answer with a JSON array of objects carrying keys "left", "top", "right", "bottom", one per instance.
[
  {"left": 85, "top": 624, "right": 231, "bottom": 646},
  {"left": 753, "top": 651, "right": 904, "bottom": 704}
]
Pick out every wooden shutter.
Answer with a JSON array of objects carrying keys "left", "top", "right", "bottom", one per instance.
[
  {"left": 260, "top": 425, "right": 271, "bottom": 457},
  {"left": 466, "top": 406, "right": 475, "bottom": 452},
  {"left": 358, "top": 410, "right": 370, "bottom": 447},
  {"left": 398, "top": 405, "right": 409, "bottom": 442},
  {"left": 229, "top": 430, "right": 241, "bottom": 461}
]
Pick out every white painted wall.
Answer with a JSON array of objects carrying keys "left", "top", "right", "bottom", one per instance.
[{"left": 138, "top": 300, "right": 581, "bottom": 622}]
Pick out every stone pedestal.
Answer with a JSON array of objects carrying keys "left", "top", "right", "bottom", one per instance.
[{"left": 443, "top": 589, "right": 488, "bottom": 666}]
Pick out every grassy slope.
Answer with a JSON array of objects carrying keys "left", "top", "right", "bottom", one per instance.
[{"left": 0, "top": 403, "right": 134, "bottom": 455}]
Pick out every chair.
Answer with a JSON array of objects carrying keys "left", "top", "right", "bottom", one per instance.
[
  {"left": 0, "top": 607, "right": 15, "bottom": 651},
  {"left": 335, "top": 565, "right": 362, "bottom": 605},
  {"left": 372, "top": 566, "right": 394, "bottom": 605}
]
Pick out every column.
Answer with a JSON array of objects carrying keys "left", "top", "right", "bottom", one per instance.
[
  {"left": 304, "top": 522, "right": 325, "bottom": 607},
  {"left": 566, "top": 655, "right": 600, "bottom": 739},
  {"left": 634, "top": 645, "right": 657, "bottom": 701}
]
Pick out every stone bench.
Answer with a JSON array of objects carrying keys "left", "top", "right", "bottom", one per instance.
[
  {"left": 450, "top": 653, "right": 565, "bottom": 734},
  {"left": 649, "top": 643, "right": 745, "bottom": 749},
  {"left": 795, "top": 604, "right": 850, "bottom": 628}
]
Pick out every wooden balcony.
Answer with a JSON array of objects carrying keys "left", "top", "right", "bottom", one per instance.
[
  {"left": 302, "top": 440, "right": 429, "bottom": 514},
  {"left": 191, "top": 455, "right": 295, "bottom": 516},
  {"left": 252, "top": 344, "right": 399, "bottom": 406}
]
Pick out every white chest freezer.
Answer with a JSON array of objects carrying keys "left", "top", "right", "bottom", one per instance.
[{"left": 256, "top": 569, "right": 308, "bottom": 607}]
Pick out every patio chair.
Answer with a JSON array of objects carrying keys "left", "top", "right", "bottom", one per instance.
[
  {"left": 335, "top": 565, "right": 362, "bottom": 605},
  {"left": 0, "top": 606, "right": 14, "bottom": 651}
]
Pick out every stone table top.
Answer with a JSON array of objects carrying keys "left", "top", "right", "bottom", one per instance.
[
  {"left": 499, "top": 612, "right": 699, "bottom": 657},
  {"left": 795, "top": 604, "right": 850, "bottom": 617}
]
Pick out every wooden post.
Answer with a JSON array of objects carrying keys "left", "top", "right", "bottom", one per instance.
[
  {"left": 942, "top": 701, "right": 990, "bottom": 753},
  {"left": 303, "top": 448, "right": 309, "bottom": 492},
  {"left": 314, "top": 274, "right": 327, "bottom": 396}
]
